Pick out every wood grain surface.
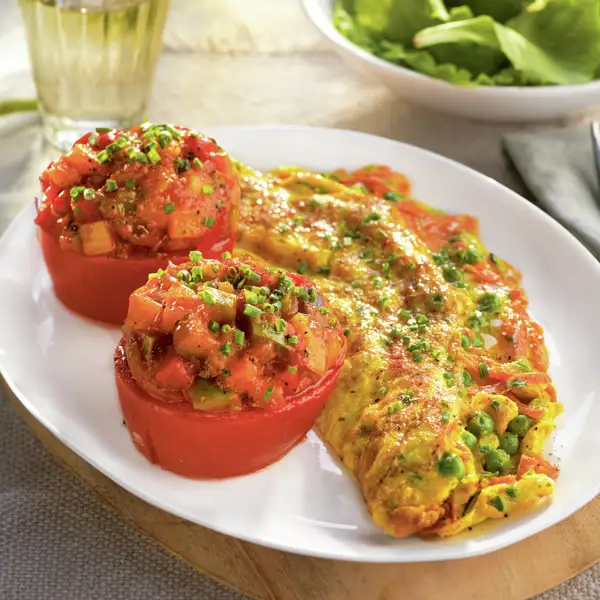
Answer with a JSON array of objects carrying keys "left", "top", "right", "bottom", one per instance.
[{"left": 7, "top": 390, "right": 599, "bottom": 600}]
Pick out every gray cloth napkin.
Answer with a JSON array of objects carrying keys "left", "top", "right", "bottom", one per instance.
[{"left": 503, "top": 124, "right": 600, "bottom": 259}]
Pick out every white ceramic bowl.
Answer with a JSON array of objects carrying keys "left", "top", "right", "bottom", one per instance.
[
  {"left": 303, "top": 0, "right": 600, "bottom": 123},
  {"left": 1, "top": 125, "right": 600, "bottom": 562}
]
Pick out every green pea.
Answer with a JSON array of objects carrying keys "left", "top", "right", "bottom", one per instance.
[
  {"left": 485, "top": 449, "right": 512, "bottom": 474},
  {"left": 462, "top": 430, "right": 478, "bottom": 450},
  {"left": 437, "top": 452, "right": 465, "bottom": 479},
  {"left": 507, "top": 414, "right": 532, "bottom": 437},
  {"left": 467, "top": 411, "right": 495, "bottom": 437},
  {"left": 499, "top": 432, "right": 519, "bottom": 455}
]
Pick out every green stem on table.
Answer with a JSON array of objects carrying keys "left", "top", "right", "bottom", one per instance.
[{"left": 0, "top": 99, "right": 38, "bottom": 116}]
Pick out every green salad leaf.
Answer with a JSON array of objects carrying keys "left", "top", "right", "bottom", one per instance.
[
  {"left": 333, "top": 0, "right": 600, "bottom": 86},
  {"left": 445, "top": 0, "right": 528, "bottom": 23}
]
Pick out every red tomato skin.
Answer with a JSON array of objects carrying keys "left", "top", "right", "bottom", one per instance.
[
  {"left": 40, "top": 229, "right": 234, "bottom": 325},
  {"left": 114, "top": 338, "right": 346, "bottom": 479}
]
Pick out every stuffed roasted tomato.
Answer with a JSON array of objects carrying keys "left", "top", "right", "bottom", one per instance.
[
  {"left": 114, "top": 253, "right": 347, "bottom": 478},
  {"left": 35, "top": 123, "right": 240, "bottom": 324}
]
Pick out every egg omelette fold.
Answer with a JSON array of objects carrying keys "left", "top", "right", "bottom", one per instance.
[{"left": 235, "top": 161, "right": 562, "bottom": 538}]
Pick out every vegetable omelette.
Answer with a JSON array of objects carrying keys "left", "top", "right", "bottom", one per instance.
[{"left": 236, "top": 161, "right": 562, "bottom": 538}]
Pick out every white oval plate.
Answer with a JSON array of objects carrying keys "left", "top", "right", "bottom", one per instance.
[{"left": 1, "top": 126, "right": 599, "bottom": 563}]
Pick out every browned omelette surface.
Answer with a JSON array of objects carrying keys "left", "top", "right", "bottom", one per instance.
[{"left": 235, "top": 162, "right": 561, "bottom": 538}]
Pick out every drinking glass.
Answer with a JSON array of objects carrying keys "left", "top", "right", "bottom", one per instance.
[{"left": 18, "top": 0, "right": 170, "bottom": 150}]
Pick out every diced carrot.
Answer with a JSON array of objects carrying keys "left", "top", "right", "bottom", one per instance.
[
  {"left": 463, "top": 264, "right": 502, "bottom": 285},
  {"left": 154, "top": 354, "right": 194, "bottom": 390},
  {"left": 124, "top": 293, "right": 162, "bottom": 331},
  {"left": 161, "top": 285, "right": 201, "bottom": 332},
  {"left": 486, "top": 475, "right": 517, "bottom": 487},
  {"left": 79, "top": 221, "right": 115, "bottom": 256},
  {"left": 173, "top": 314, "right": 220, "bottom": 357},
  {"left": 518, "top": 454, "right": 559, "bottom": 480},
  {"left": 168, "top": 211, "right": 205, "bottom": 239},
  {"left": 513, "top": 399, "right": 545, "bottom": 419},
  {"left": 227, "top": 355, "right": 262, "bottom": 398}
]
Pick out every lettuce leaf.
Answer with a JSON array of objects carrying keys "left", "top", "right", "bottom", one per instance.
[
  {"left": 414, "top": 0, "right": 600, "bottom": 85},
  {"left": 333, "top": 0, "right": 600, "bottom": 86},
  {"left": 445, "top": 0, "right": 529, "bottom": 23},
  {"left": 507, "top": 0, "right": 600, "bottom": 80},
  {"left": 350, "top": 0, "right": 449, "bottom": 44}
]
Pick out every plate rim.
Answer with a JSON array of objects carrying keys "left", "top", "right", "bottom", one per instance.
[{"left": 2, "top": 124, "right": 600, "bottom": 563}]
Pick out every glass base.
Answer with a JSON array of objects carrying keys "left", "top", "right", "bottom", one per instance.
[{"left": 41, "top": 111, "right": 144, "bottom": 152}]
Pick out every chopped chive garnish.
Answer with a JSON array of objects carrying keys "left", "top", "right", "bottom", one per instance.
[
  {"left": 136, "top": 152, "right": 149, "bottom": 164},
  {"left": 264, "top": 386, "right": 273, "bottom": 402},
  {"left": 243, "top": 305, "right": 261, "bottom": 318},
  {"left": 461, "top": 334, "right": 471, "bottom": 349},
  {"left": 288, "top": 366, "right": 298, "bottom": 374},
  {"left": 362, "top": 213, "right": 380, "bottom": 225},
  {"left": 221, "top": 252, "right": 232, "bottom": 260},
  {"left": 222, "top": 368, "right": 231, "bottom": 377},
  {"left": 234, "top": 330, "right": 245, "bottom": 345},
  {"left": 376, "top": 386, "right": 387, "bottom": 396},
  {"left": 220, "top": 324, "right": 231, "bottom": 334},
  {"left": 202, "top": 185, "right": 213, "bottom": 194},
  {"left": 95, "top": 126, "right": 112, "bottom": 132},
  {"left": 383, "top": 191, "right": 403, "bottom": 202},
  {"left": 193, "top": 157, "right": 203, "bottom": 169},
  {"left": 462, "top": 370, "right": 472, "bottom": 386},
  {"left": 220, "top": 342, "right": 232, "bottom": 357},
  {"left": 490, "top": 400, "right": 501, "bottom": 410},
  {"left": 399, "top": 309, "right": 411, "bottom": 319},
  {"left": 72, "top": 206, "right": 82, "bottom": 216},
  {"left": 147, "top": 146, "right": 161, "bottom": 164},
  {"left": 441, "top": 409, "right": 451, "bottom": 424},
  {"left": 478, "top": 362, "right": 489, "bottom": 379},
  {"left": 490, "top": 496, "right": 505, "bottom": 513},
  {"left": 164, "top": 203, "right": 175, "bottom": 214},
  {"left": 125, "top": 179, "right": 135, "bottom": 189},
  {"left": 379, "top": 297, "right": 390, "bottom": 307},
  {"left": 318, "top": 266, "right": 331, "bottom": 276},
  {"left": 88, "top": 132, "right": 99, "bottom": 145},
  {"left": 165, "top": 124, "right": 181, "bottom": 139},
  {"left": 286, "top": 335, "right": 299, "bottom": 345},
  {"left": 70, "top": 187, "right": 80, "bottom": 199},
  {"left": 157, "top": 131, "right": 172, "bottom": 148},
  {"left": 275, "top": 318, "right": 286, "bottom": 332},
  {"left": 204, "top": 217, "right": 215, "bottom": 227},
  {"left": 96, "top": 150, "right": 110, "bottom": 164},
  {"left": 351, "top": 280, "right": 360, "bottom": 288},
  {"left": 297, "top": 261, "right": 308, "bottom": 275},
  {"left": 209, "top": 320, "right": 219, "bottom": 333},
  {"left": 174, "top": 157, "right": 190, "bottom": 172},
  {"left": 189, "top": 250, "right": 203, "bottom": 261},
  {"left": 200, "top": 289, "right": 216, "bottom": 305},
  {"left": 191, "top": 266, "right": 203, "bottom": 280},
  {"left": 83, "top": 188, "right": 96, "bottom": 201},
  {"left": 105, "top": 179, "right": 118, "bottom": 192}
]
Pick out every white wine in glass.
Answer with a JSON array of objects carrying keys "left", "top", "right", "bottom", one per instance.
[{"left": 19, "top": 0, "right": 170, "bottom": 150}]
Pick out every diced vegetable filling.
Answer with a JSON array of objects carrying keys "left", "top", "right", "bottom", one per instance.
[
  {"left": 35, "top": 124, "right": 239, "bottom": 258},
  {"left": 122, "top": 252, "right": 346, "bottom": 411}
]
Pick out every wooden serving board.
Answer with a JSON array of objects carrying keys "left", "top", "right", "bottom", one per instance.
[{"left": 10, "top": 392, "right": 600, "bottom": 600}]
